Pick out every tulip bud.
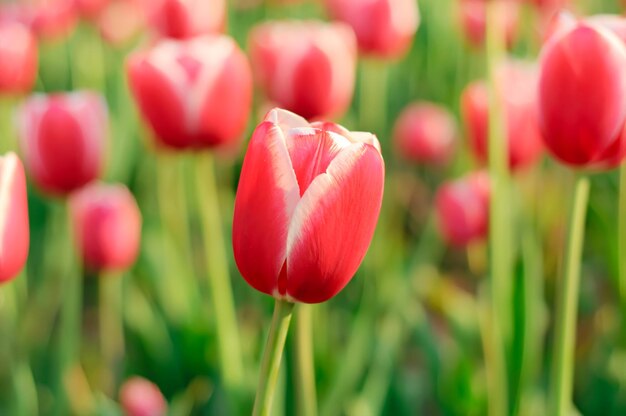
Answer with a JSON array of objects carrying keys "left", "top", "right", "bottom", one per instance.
[
  {"left": 70, "top": 183, "right": 141, "bottom": 272},
  {"left": 149, "top": 0, "right": 225, "bottom": 39},
  {"left": 18, "top": 92, "right": 107, "bottom": 195},
  {"left": 538, "top": 22, "right": 626, "bottom": 167},
  {"left": 97, "top": 0, "right": 146, "bottom": 46},
  {"left": 435, "top": 171, "right": 490, "bottom": 247},
  {"left": 249, "top": 21, "right": 357, "bottom": 120},
  {"left": 119, "top": 377, "right": 167, "bottom": 416},
  {"left": 233, "top": 108, "right": 384, "bottom": 304},
  {"left": 0, "top": 153, "right": 29, "bottom": 283},
  {"left": 461, "top": 59, "right": 543, "bottom": 171},
  {"left": 392, "top": 102, "right": 457, "bottom": 165},
  {"left": 0, "top": 22, "right": 37, "bottom": 95},
  {"left": 127, "top": 35, "right": 253, "bottom": 150},
  {"left": 324, "top": 0, "right": 419, "bottom": 58},
  {"left": 458, "top": 0, "right": 519, "bottom": 49}
]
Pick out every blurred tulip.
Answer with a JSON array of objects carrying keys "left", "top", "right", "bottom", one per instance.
[
  {"left": 435, "top": 171, "right": 490, "bottom": 247},
  {"left": 97, "top": 0, "right": 146, "bottom": 46},
  {"left": 325, "top": 0, "right": 419, "bottom": 58},
  {"left": 233, "top": 108, "right": 384, "bottom": 304},
  {"left": 18, "top": 91, "right": 107, "bottom": 194},
  {"left": 127, "top": 35, "right": 252, "bottom": 150},
  {"left": 458, "top": 0, "right": 519, "bottom": 49},
  {"left": 149, "top": 0, "right": 225, "bottom": 39},
  {"left": 249, "top": 21, "right": 357, "bottom": 120},
  {"left": 74, "top": 0, "right": 109, "bottom": 20},
  {"left": 0, "top": 21, "right": 37, "bottom": 95},
  {"left": 0, "top": 0, "right": 77, "bottom": 40},
  {"left": 538, "top": 22, "right": 626, "bottom": 167},
  {"left": 70, "top": 183, "right": 141, "bottom": 272},
  {"left": 393, "top": 102, "right": 457, "bottom": 165},
  {"left": 120, "top": 377, "right": 167, "bottom": 416},
  {"left": 0, "top": 153, "right": 29, "bottom": 283},
  {"left": 461, "top": 59, "right": 543, "bottom": 171}
]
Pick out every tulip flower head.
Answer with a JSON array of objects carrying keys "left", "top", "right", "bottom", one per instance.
[
  {"left": 97, "top": 0, "right": 146, "bottom": 46},
  {"left": 0, "top": 0, "right": 77, "bottom": 40},
  {"left": 120, "top": 377, "right": 167, "bottom": 416},
  {"left": 461, "top": 59, "right": 543, "bottom": 171},
  {"left": 18, "top": 91, "right": 107, "bottom": 195},
  {"left": 325, "top": 0, "right": 419, "bottom": 58},
  {"left": 233, "top": 108, "right": 385, "bottom": 304},
  {"left": 393, "top": 102, "right": 457, "bottom": 165},
  {"left": 149, "top": 0, "right": 225, "bottom": 39},
  {"left": 70, "top": 183, "right": 141, "bottom": 272},
  {"left": 458, "top": 0, "right": 520, "bottom": 49},
  {"left": 249, "top": 20, "right": 357, "bottom": 120},
  {"left": 538, "top": 21, "right": 626, "bottom": 167},
  {"left": 74, "top": 0, "right": 109, "bottom": 20},
  {"left": 0, "top": 153, "right": 29, "bottom": 283},
  {"left": 435, "top": 171, "right": 490, "bottom": 247},
  {"left": 127, "top": 34, "right": 253, "bottom": 150},
  {"left": 0, "top": 21, "right": 37, "bottom": 95}
]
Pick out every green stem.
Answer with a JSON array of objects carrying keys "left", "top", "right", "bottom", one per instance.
[
  {"left": 99, "top": 271, "right": 124, "bottom": 395},
  {"left": 253, "top": 299, "right": 295, "bottom": 416},
  {"left": 295, "top": 304, "right": 318, "bottom": 416},
  {"left": 619, "top": 163, "right": 626, "bottom": 332},
  {"left": 359, "top": 58, "right": 388, "bottom": 135},
  {"left": 549, "top": 175, "right": 590, "bottom": 416},
  {"left": 194, "top": 152, "right": 244, "bottom": 392}
]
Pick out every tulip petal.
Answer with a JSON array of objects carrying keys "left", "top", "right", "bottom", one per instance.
[
  {"left": 285, "top": 143, "right": 384, "bottom": 303},
  {"left": 233, "top": 122, "right": 300, "bottom": 297}
]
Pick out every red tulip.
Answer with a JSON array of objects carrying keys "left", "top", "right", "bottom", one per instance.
[
  {"left": 249, "top": 21, "right": 357, "bottom": 120},
  {"left": 0, "top": 22, "right": 37, "bottom": 95},
  {"left": 538, "top": 22, "right": 626, "bottom": 167},
  {"left": 127, "top": 35, "right": 253, "bottom": 150},
  {"left": 149, "top": 0, "right": 225, "bottom": 39},
  {"left": 458, "top": 0, "right": 519, "bottom": 49},
  {"left": 18, "top": 92, "right": 107, "bottom": 195},
  {"left": 461, "top": 59, "right": 543, "bottom": 171},
  {"left": 435, "top": 171, "right": 490, "bottom": 247},
  {"left": 325, "top": 0, "right": 419, "bottom": 58},
  {"left": 74, "top": 0, "right": 109, "bottom": 20},
  {"left": 233, "top": 108, "right": 384, "bottom": 304},
  {"left": 0, "top": 153, "right": 29, "bottom": 283},
  {"left": 120, "top": 377, "right": 167, "bottom": 416},
  {"left": 393, "top": 102, "right": 457, "bottom": 165},
  {"left": 70, "top": 183, "right": 141, "bottom": 272}
]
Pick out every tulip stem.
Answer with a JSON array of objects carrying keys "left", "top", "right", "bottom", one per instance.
[
  {"left": 194, "top": 152, "right": 244, "bottom": 394},
  {"left": 359, "top": 58, "right": 388, "bottom": 135},
  {"left": 253, "top": 299, "right": 295, "bottom": 416},
  {"left": 295, "top": 304, "right": 318, "bottom": 416},
  {"left": 99, "top": 271, "right": 125, "bottom": 395},
  {"left": 549, "top": 175, "right": 590, "bottom": 416}
]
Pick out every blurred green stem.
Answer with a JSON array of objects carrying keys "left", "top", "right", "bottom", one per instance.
[
  {"left": 549, "top": 175, "right": 590, "bottom": 416},
  {"left": 359, "top": 59, "right": 388, "bottom": 135},
  {"left": 99, "top": 272, "right": 124, "bottom": 395},
  {"left": 194, "top": 152, "right": 244, "bottom": 393},
  {"left": 295, "top": 304, "right": 318, "bottom": 416},
  {"left": 253, "top": 299, "right": 295, "bottom": 416},
  {"left": 619, "top": 164, "right": 626, "bottom": 331}
]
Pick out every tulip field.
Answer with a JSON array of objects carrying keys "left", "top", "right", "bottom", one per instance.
[{"left": 4, "top": 0, "right": 626, "bottom": 415}]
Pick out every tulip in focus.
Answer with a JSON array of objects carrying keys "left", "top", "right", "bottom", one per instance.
[
  {"left": 249, "top": 21, "right": 357, "bottom": 120},
  {"left": 393, "top": 102, "right": 457, "bottom": 165},
  {"left": 120, "top": 377, "right": 167, "bottom": 416},
  {"left": 0, "top": 153, "right": 29, "bottom": 283},
  {"left": 539, "top": 22, "right": 626, "bottom": 167},
  {"left": 70, "top": 183, "right": 141, "bottom": 272},
  {"left": 325, "top": 0, "right": 419, "bottom": 58},
  {"left": 461, "top": 59, "right": 543, "bottom": 171},
  {"left": 149, "top": 0, "right": 225, "bottom": 39},
  {"left": 0, "top": 22, "right": 37, "bottom": 95},
  {"left": 127, "top": 35, "right": 252, "bottom": 150},
  {"left": 435, "top": 171, "right": 490, "bottom": 247},
  {"left": 458, "top": 0, "right": 519, "bottom": 49},
  {"left": 233, "top": 108, "right": 385, "bottom": 304},
  {"left": 18, "top": 91, "right": 107, "bottom": 194}
]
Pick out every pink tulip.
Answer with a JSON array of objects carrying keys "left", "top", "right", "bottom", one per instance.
[
  {"left": 120, "top": 377, "right": 167, "bottom": 416},
  {"left": 149, "top": 0, "right": 225, "bottom": 39},
  {"left": 0, "top": 153, "right": 29, "bottom": 283},
  {"left": 0, "top": 0, "right": 77, "bottom": 40},
  {"left": 127, "top": 35, "right": 253, "bottom": 150},
  {"left": 0, "top": 21, "right": 37, "bottom": 95},
  {"left": 325, "top": 0, "right": 419, "bottom": 58},
  {"left": 458, "top": 0, "right": 520, "bottom": 49},
  {"left": 435, "top": 171, "right": 490, "bottom": 247},
  {"left": 233, "top": 108, "right": 384, "bottom": 304},
  {"left": 538, "top": 22, "right": 626, "bottom": 167},
  {"left": 70, "top": 183, "right": 141, "bottom": 272},
  {"left": 97, "top": 0, "right": 146, "bottom": 46},
  {"left": 461, "top": 59, "right": 543, "bottom": 171},
  {"left": 74, "top": 0, "right": 109, "bottom": 20},
  {"left": 249, "top": 20, "right": 357, "bottom": 120},
  {"left": 18, "top": 92, "right": 107, "bottom": 195},
  {"left": 393, "top": 101, "right": 457, "bottom": 165}
]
